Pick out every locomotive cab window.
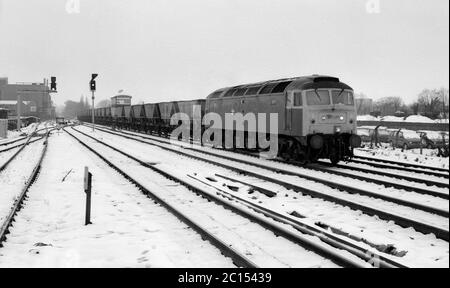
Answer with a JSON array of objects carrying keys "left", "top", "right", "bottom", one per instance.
[
  {"left": 332, "top": 90, "right": 354, "bottom": 106},
  {"left": 306, "top": 90, "right": 331, "bottom": 105},
  {"left": 294, "top": 92, "right": 302, "bottom": 106}
]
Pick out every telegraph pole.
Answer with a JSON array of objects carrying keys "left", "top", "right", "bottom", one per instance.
[
  {"left": 91, "top": 90, "right": 95, "bottom": 132},
  {"left": 90, "top": 74, "right": 98, "bottom": 132}
]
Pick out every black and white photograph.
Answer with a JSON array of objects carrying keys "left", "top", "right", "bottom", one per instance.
[{"left": 0, "top": 0, "right": 448, "bottom": 273}]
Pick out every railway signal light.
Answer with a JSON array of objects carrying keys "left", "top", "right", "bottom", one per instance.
[
  {"left": 90, "top": 74, "right": 98, "bottom": 132},
  {"left": 50, "top": 77, "right": 57, "bottom": 91},
  {"left": 90, "top": 74, "right": 98, "bottom": 92}
]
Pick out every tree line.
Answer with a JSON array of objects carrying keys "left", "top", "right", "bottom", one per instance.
[
  {"left": 357, "top": 88, "right": 449, "bottom": 119},
  {"left": 61, "top": 96, "right": 111, "bottom": 119}
]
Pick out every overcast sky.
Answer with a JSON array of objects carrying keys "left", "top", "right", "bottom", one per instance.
[{"left": 0, "top": 0, "right": 448, "bottom": 106}]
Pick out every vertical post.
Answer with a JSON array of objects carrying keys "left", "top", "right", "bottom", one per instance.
[
  {"left": 92, "top": 91, "right": 95, "bottom": 132},
  {"left": 444, "top": 93, "right": 448, "bottom": 122},
  {"left": 17, "top": 94, "right": 22, "bottom": 131},
  {"left": 84, "top": 167, "right": 93, "bottom": 225}
]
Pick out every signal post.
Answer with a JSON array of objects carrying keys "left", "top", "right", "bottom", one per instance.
[{"left": 90, "top": 74, "right": 98, "bottom": 132}]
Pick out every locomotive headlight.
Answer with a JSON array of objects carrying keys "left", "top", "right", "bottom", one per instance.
[{"left": 339, "top": 116, "right": 345, "bottom": 121}]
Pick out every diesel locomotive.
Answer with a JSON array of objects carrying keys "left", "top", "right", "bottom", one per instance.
[{"left": 78, "top": 75, "right": 361, "bottom": 164}]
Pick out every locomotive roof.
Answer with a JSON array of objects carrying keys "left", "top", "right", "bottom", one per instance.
[{"left": 207, "top": 75, "right": 353, "bottom": 99}]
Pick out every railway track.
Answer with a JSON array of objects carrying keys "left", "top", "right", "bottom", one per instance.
[
  {"left": 219, "top": 150, "right": 448, "bottom": 199},
  {"left": 80, "top": 124, "right": 449, "bottom": 241},
  {"left": 0, "top": 136, "right": 44, "bottom": 155},
  {"left": 351, "top": 155, "right": 449, "bottom": 178},
  {"left": 64, "top": 128, "right": 256, "bottom": 268},
  {"left": 85, "top": 124, "right": 448, "bottom": 194},
  {"left": 0, "top": 131, "right": 50, "bottom": 247},
  {"left": 0, "top": 127, "right": 49, "bottom": 170},
  {"left": 0, "top": 125, "right": 52, "bottom": 154},
  {"left": 308, "top": 162, "right": 448, "bottom": 199},
  {"left": 67, "top": 126, "right": 410, "bottom": 268},
  {"left": 0, "top": 136, "right": 27, "bottom": 147},
  {"left": 96, "top": 124, "right": 449, "bottom": 183}
]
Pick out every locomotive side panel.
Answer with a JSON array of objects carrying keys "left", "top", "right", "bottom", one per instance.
[{"left": 207, "top": 94, "right": 286, "bottom": 135}]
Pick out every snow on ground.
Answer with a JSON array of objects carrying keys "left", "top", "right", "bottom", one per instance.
[
  {"left": 381, "top": 116, "right": 404, "bottom": 122},
  {"left": 358, "top": 115, "right": 447, "bottom": 124},
  {"left": 435, "top": 119, "right": 449, "bottom": 124},
  {"left": 0, "top": 131, "right": 236, "bottom": 268},
  {"left": 0, "top": 139, "right": 46, "bottom": 225},
  {"left": 357, "top": 115, "right": 380, "bottom": 121},
  {"left": 355, "top": 147, "right": 449, "bottom": 169},
  {"left": 0, "top": 123, "right": 39, "bottom": 144},
  {"left": 404, "top": 115, "right": 435, "bottom": 123},
  {"left": 199, "top": 174, "right": 449, "bottom": 268},
  {"left": 83, "top": 126, "right": 448, "bottom": 226},
  {"left": 76, "top": 126, "right": 449, "bottom": 267},
  {"left": 0, "top": 147, "right": 21, "bottom": 167},
  {"left": 69, "top": 128, "right": 344, "bottom": 268}
]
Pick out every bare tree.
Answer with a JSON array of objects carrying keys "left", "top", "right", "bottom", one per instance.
[
  {"left": 416, "top": 88, "right": 448, "bottom": 119},
  {"left": 374, "top": 96, "right": 404, "bottom": 116},
  {"left": 436, "top": 87, "right": 449, "bottom": 120}
]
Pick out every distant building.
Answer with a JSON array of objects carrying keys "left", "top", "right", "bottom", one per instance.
[
  {"left": 0, "top": 77, "right": 55, "bottom": 120},
  {"left": 0, "top": 100, "right": 32, "bottom": 116},
  {"left": 0, "top": 108, "right": 8, "bottom": 119},
  {"left": 111, "top": 94, "right": 132, "bottom": 117},
  {"left": 111, "top": 94, "right": 132, "bottom": 107}
]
